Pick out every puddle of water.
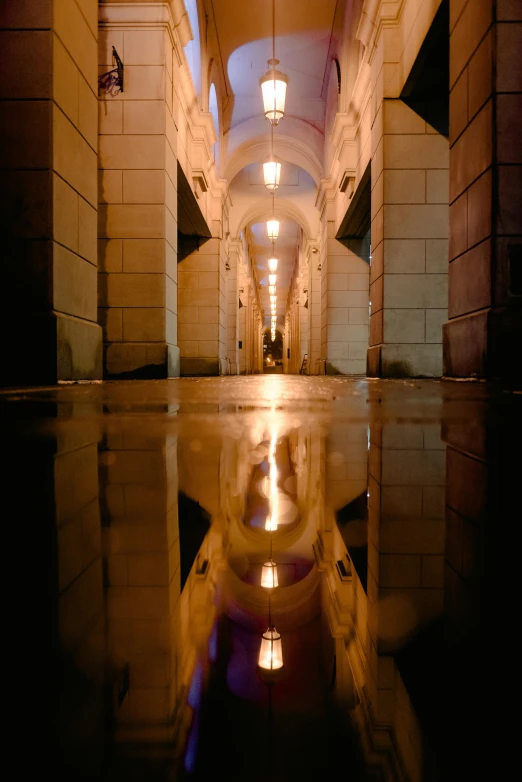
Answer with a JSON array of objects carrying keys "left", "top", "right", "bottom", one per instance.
[{"left": 2, "top": 376, "right": 518, "bottom": 781}]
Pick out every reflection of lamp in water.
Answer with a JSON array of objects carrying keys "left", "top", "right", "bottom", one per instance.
[
  {"left": 261, "top": 559, "right": 278, "bottom": 588},
  {"left": 258, "top": 626, "right": 283, "bottom": 670}
]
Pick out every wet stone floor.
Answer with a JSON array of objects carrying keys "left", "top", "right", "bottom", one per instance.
[{"left": 2, "top": 375, "right": 520, "bottom": 782}]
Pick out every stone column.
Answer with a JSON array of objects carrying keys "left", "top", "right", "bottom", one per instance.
[
  {"left": 238, "top": 263, "right": 247, "bottom": 373},
  {"left": 308, "top": 246, "right": 322, "bottom": 374},
  {"left": 299, "top": 276, "right": 309, "bottom": 373},
  {"left": 98, "top": 3, "right": 181, "bottom": 378},
  {"left": 178, "top": 237, "right": 227, "bottom": 375},
  {"left": 101, "top": 430, "right": 182, "bottom": 748},
  {"left": 444, "top": 0, "right": 522, "bottom": 380},
  {"left": 227, "top": 240, "right": 241, "bottom": 373},
  {"left": 368, "top": 99, "right": 449, "bottom": 378},
  {"left": 0, "top": 0, "right": 101, "bottom": 384},
  {"left": 321, "top": 222, "right": 370, "bottom": 376},
  {"left": 5, "top": 406, "right": 105, "bottom": 774}
]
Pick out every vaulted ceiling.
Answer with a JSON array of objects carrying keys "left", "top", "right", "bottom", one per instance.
[{"left": 210, "top": 0, "right": 345, "bottom": 326}]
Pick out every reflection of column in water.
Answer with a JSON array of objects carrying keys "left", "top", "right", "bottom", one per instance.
[
  {"left": 6, "top": 416, "right": 106, "bottom": 779},
  {"left": 101, "top": 429, "right": 218, "bottom": 767}
]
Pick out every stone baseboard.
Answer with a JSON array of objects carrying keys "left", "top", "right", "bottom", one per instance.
[
  {"left": 367, "top": 344, "right": 442, "bottom": 378},
  {"left": 2, "top": 312, "right": 102, "bottom": 386},
  {"left": 180, "top": 357, "right": 220, "bottom": 376}
]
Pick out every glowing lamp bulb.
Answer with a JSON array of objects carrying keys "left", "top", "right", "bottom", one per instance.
[
  {"left": 261, "top": 560, "right": 279, "bottom": 589},
  {"left": 268, "top": 257, "right": 278, "bottom": 272},
  {"left": 258, "top": 627, "right": 283, "bottom": 670},
  {"left": 267, "top": 220, "right": 280, "bottom": 240},
  {"left": 260, "top": 60, "right": 288, "bottom": 125},
  {"left": 263, "top": 157, "right": 282, "bottom": 190}
]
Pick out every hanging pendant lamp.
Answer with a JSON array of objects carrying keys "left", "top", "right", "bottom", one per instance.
[
  {"left": 258, "top": 627, "right": 283, "bottom": 670},
  {"left": 263, "top": 156, "right": 282, "bottom": 190},
  {"left": 260, "top": 60, "right": 288, "bottom": 125},
  {"left": 267, "top": 219, "right": 280, "bottom": 240},
  {"left": 268, "top": 257, "right": 278, "bottom": 272},
  {"left": 261, "top": 559, "right": 279, "bottom": 589}
]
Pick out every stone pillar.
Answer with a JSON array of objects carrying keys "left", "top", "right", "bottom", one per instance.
[
  {"left": 0, "top": 0, "right": 101, "bottom": 384},
  {"left": 299, "top": 275, "right": 309, "bottom": 373},
  {"left": 101, "top": 430, "right": 183, "bottom": 747},
  {"left": 227, "top": 241, "right": 240, "bottom": 373},
  {"left": 321, "top": 223, "right": 370, "bottom": 376},
  {"left": 308, "top": 247, "right": 322, "bottom": 374},
  {"left": 368, "top": 100, "right": 449, "bottom": 378},
  {"left": 5, "top": 407, "right": 105, "bottom": 774},
  {"left": 178, "top": 237, "right": 227, "bottom": 375},
  {"left": 444, "top": 0, "right": 522, "bottom": 380},
  {"left": 98, "top": 3, "right": 180, "bottom": 379},
  {"left": 238, "top": 264, "right": 247, "bottom": 374}
]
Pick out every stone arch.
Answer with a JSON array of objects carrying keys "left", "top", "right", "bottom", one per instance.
[
  {"left": 184, "top": 0, "right": 203, "bottom": 101},
  {"left": 235, "top": 199, "right": 314, "bottom": 242},
  {"left": 207, "top": 59, "right": 223, "bottom": 174},
  {"left": 225, "top": 134, "right": 323, "bottom": 188}
]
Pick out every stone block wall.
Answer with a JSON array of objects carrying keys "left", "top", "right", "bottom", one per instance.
[
  {"left": 321, "top": 230, "right": 370, "bottom": 375},
  {"left": 0, "top": 0, "right": 101, "bottom": 383},
  {"left": 98, "top": 4, "right": 179, "bottom": 378},
  {"left": 444, "top": 0, "right": 522, "bottom": 380},
  {"left": 369, "top": 100, "right": 449, "bottom": 377},
  {"left": 178, "top": 237, "right": 227, "bottom": 375}
]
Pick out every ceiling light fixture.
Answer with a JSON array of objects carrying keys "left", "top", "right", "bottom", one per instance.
[
  {"left": 267, "top": 219, "right": 279, "bottom": 241},
  {"left": 268, "top": 257, "right": 278, "bottom": 272},
  {"left": 269, "top": 285, "right": 276, "bottom": 295},
  {"left": 263, "top": 156, "right": 282, "bottom": 190},
  {"left": 261, "top": 560, "right": 279, "bottom": 589},
  {"left": 269, "top": 274, "right": 277, "bottom": 285},
  {"left": 260, "top": 0, "right": 288, "bottom": 126},
  {"left": 260, "top": 61, "right": 288, "bottom": 126}
]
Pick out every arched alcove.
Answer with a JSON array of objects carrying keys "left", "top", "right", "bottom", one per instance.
[
  {"left": 184, "top": 0, "right": 202, "bottom": 100},
  {"left": 324, "top": 58, "right": 341, "bottom": 169},
  {"left": 209, "top": 82, "right": 220, "bottom": 172}
]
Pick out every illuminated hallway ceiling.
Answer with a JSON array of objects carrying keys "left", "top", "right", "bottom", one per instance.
[
  {"left": 213, "top": 0, "right": 340, "bottom": 134},
  {"left": 213, "top": 0, "right": 342, "bottom": 325},
  {"left": 230, "top": 162, "right": 316, "bottom": 328}
]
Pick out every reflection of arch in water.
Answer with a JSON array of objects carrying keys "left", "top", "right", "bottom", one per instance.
[
  {"left": 223, "top": 564, "right": 320, "bottom": 634},
  {"left": 243, "top": 434, "right": 301, "bottom": 534}
]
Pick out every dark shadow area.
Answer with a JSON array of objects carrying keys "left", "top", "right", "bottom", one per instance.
[
  {"left": 177, "top": 161, "right": 212, "bottom": 262},
  {"left": 336, "top": 162, "right": 371, "bottom": 263},
  {"left": 264, "top": 330, "right": 283, "bottom": 372},
  {"left": 335, "top": 491, "right": 368, "bottom": 593},
  {"left": 178, "top": 491, "right": 211, "bottom": 590},
  {"left": 400, "top": 0, "right": 449, "bottom": 136}
]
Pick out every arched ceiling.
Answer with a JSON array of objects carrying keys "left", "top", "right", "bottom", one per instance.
[
  {"left": 210, "top": 0, "right": 345, "bottom": 326},
  {"left": 212, "top": 0, "right": 340, "bottom": 135},
  {"left": 230, "top": 162, "right": 317, "bottom": 326}
]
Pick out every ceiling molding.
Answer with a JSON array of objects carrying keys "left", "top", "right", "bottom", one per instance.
[{"left": 224, "top": 134, "right": 324, "bottom": 188}]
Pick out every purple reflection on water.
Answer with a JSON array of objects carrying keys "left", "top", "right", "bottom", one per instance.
[{"left": 187, "top": 661, "right": 204, "bottom": 710}]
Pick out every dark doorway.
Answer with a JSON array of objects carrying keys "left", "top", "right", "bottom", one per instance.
[{"left": 263, "top": 330, "right": 283, "bottom": 373}]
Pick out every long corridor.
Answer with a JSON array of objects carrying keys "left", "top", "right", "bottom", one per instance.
[{"left": 2, "top": 375, "right": 519, "bottom": 781}]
